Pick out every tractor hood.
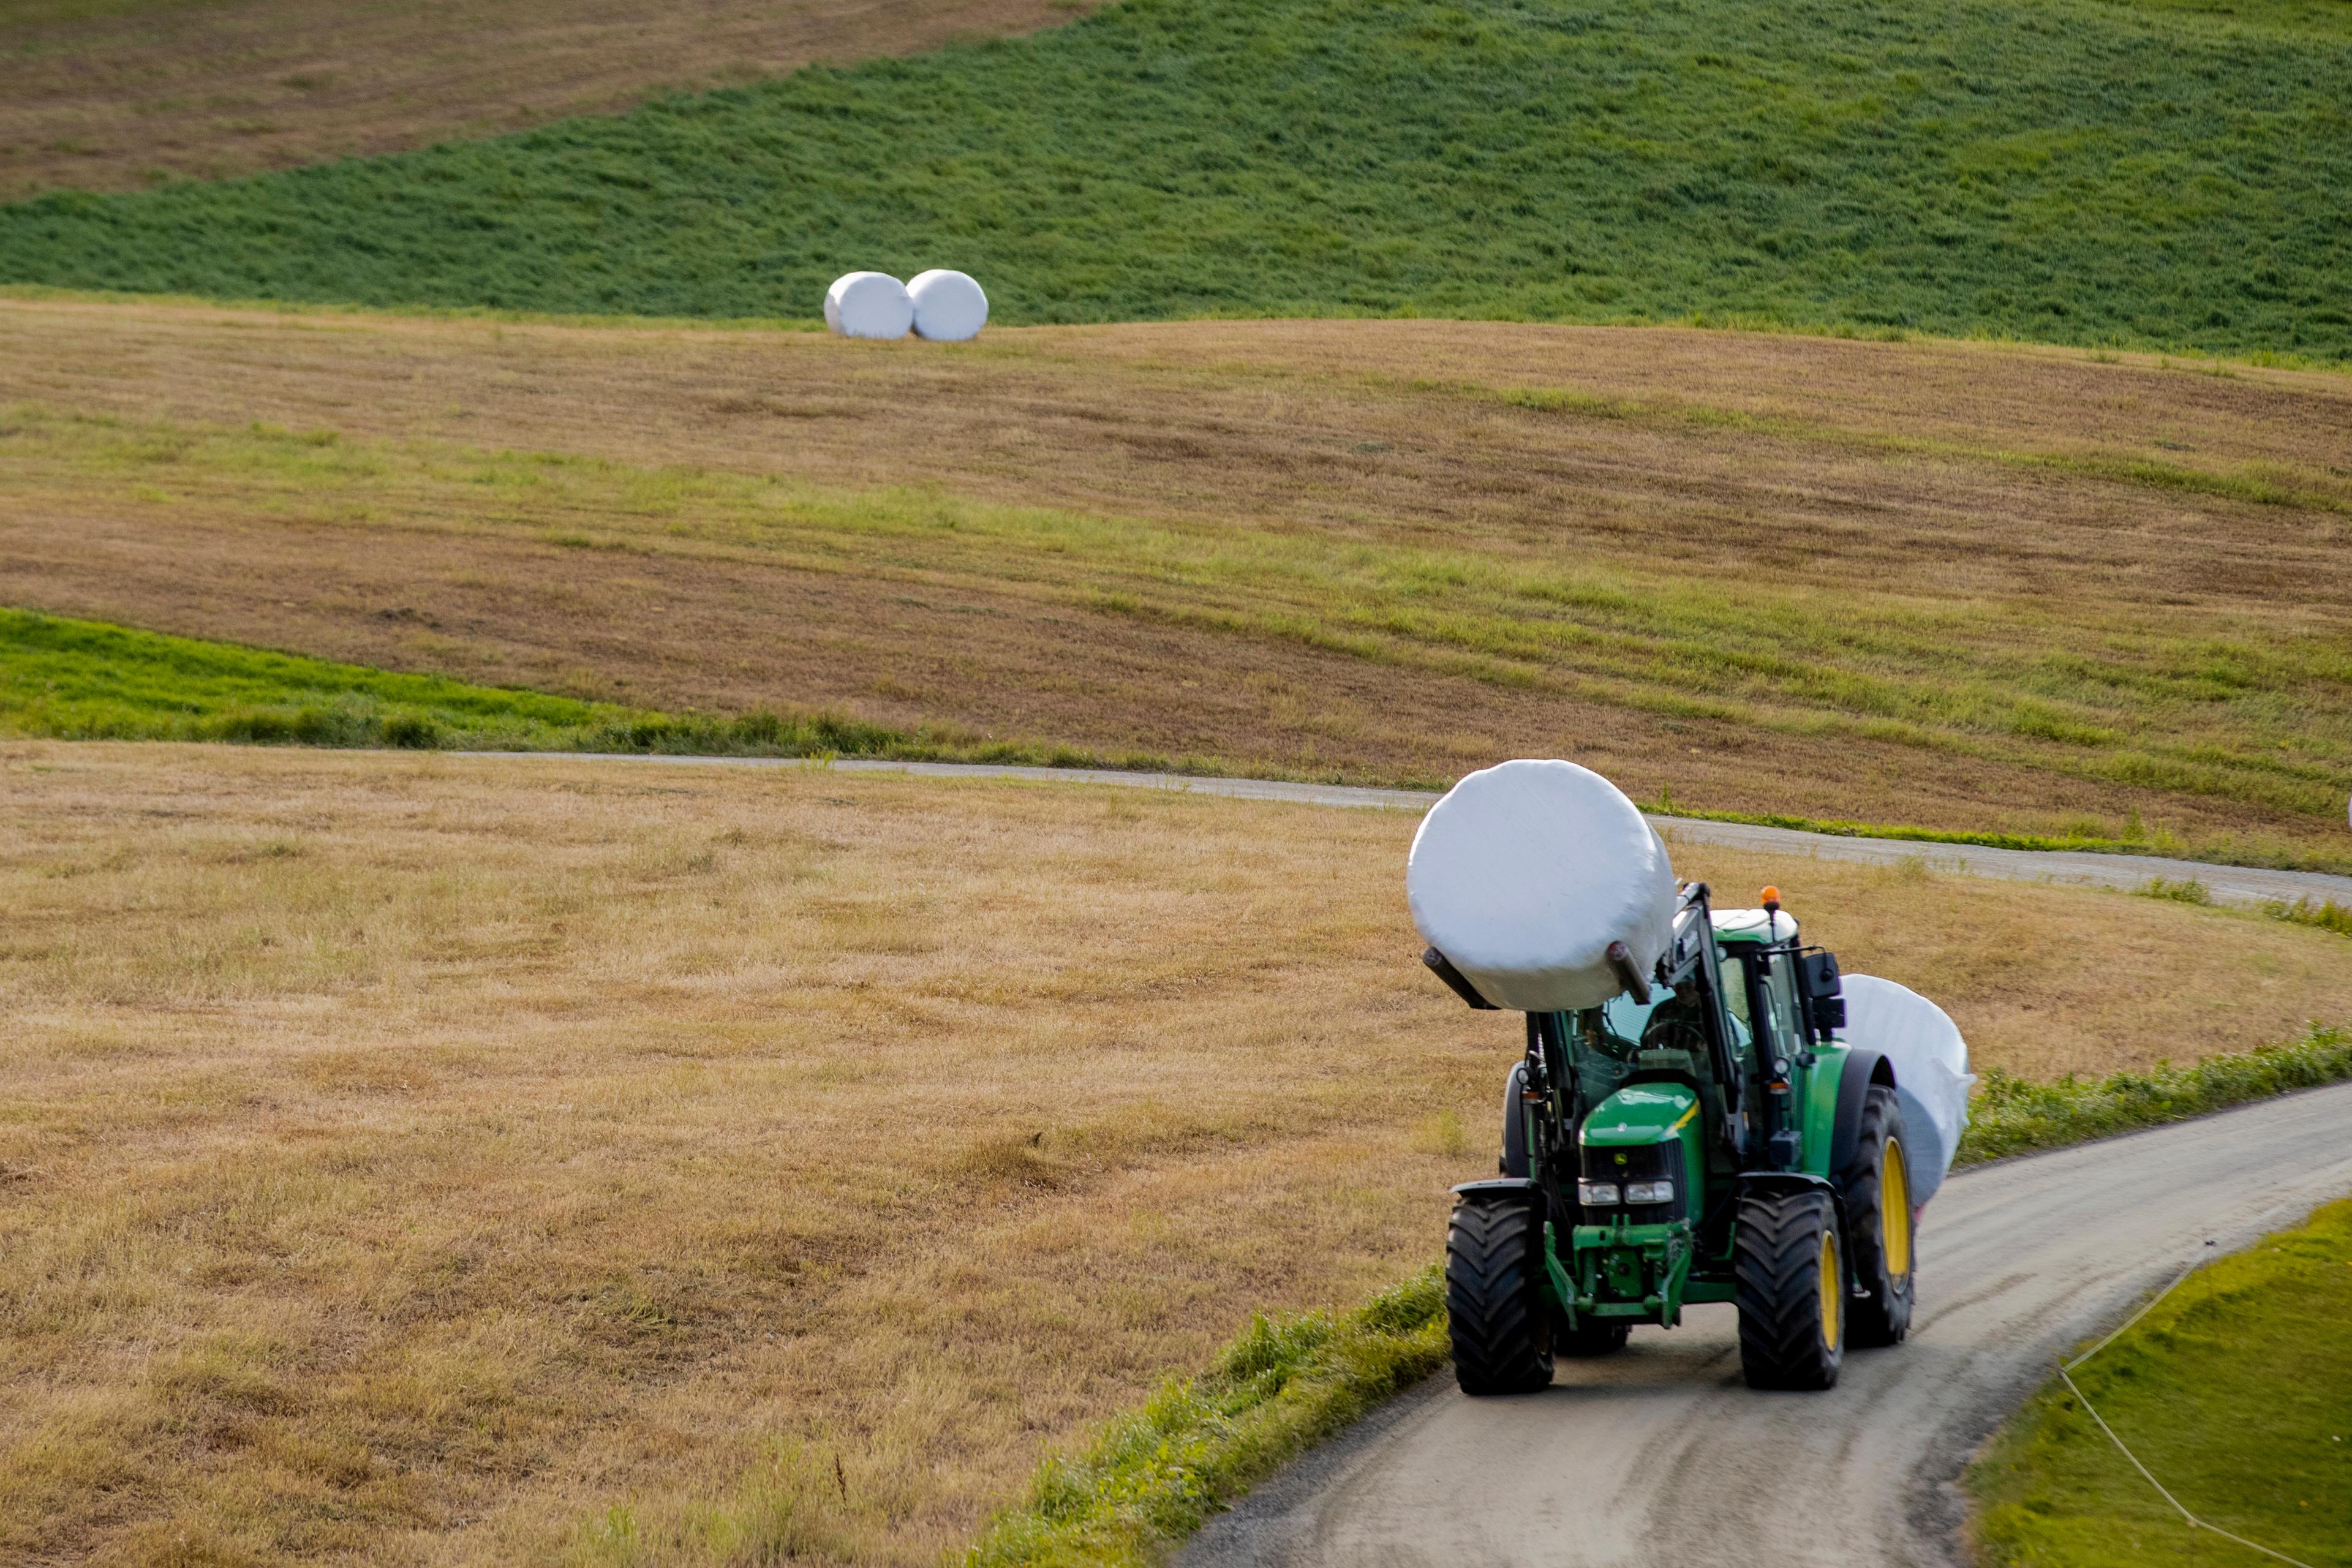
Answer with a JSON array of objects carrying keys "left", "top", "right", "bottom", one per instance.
[{"left": 1581, "top": 1082, "right": 1700, "bottom": 1148}]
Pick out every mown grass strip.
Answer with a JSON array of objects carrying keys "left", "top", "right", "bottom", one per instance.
[
  {"left": 9, "top": 604, "right": 2349, "bottom": 875},
  {"left": 1475, "top": 378, "right": 2352, "bottom": 516},
  {"left": 1955, "top": 1023, "right": 2352, "bottom": 1164},
  {"left": 971, "top": 1025, "right": 2352, "bottom": 1566},
  {"left": 965, "top": 1270, "right": 1449, "bottom": 1568},
  {"left": 12, "top": 404, "right": 2350, "bottom": 867},
  {"left": 1969, "top": 1197, "right": 2351, "bottom": 1567}
]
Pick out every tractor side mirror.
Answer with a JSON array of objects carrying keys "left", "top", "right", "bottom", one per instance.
[{"left": 1799, "top": 951, "right": 1845, "bottom": 1035}]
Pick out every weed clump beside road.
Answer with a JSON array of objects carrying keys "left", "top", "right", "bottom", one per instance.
[
  {"left": 2269, "top": 897, "right": 2352, "bottom": 938},
  {"left": 1956, "top": 1024, "right": 2352, "bottom": 1164},
  {"left": 966, "top": 1270, "right": 1449, "bottom": 1568},
  {"left": 1970, "top": 1197, "right": 2352, "bottom": 1567},
  {"left": 3, "top": 0, "right": 2350, "bottom": 358}
]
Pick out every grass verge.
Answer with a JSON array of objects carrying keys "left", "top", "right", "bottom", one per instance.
[
  {"left": 2271, "top": 897, "right": 2352, "bottom": 938},
  {"left": 1953, "top": 1023, "right": 2352, "bottom": 1166},
  {"left": 965, "top": 1270, "right": 1449, "bottom": 1568},
  {"left": 1969, "top": 1197, "right": 2352, "bottom": 1567},
  {"left": 0, "top": 606, "right": 1099, "bottom": 764}
]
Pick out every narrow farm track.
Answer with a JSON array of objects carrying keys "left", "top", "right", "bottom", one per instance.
[
  {"left": 464, "top": 753, "right": 2352, "bottom": 908},
  {"left": 1183, "top": 1082, "right": 2352, "bottom": 1568}
]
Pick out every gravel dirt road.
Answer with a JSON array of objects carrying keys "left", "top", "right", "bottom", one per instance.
[
  {"left": 480, "top": 755, "right": 2352, "bottom": 910},
  {"left": 1178, "top": 1080, "right": 2352, "bottom": 1568}
]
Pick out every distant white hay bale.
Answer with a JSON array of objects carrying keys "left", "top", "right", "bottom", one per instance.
[
  {"left": 824, "top": 272, "right": 913, "bottom": 340},
  {"left": 908, "top": 269, "right": 989, "bottom": 341}
]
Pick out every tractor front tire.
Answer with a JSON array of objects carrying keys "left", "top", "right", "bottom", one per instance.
[
  {"left": 1734, "top": 1188, "right": 1846, "bottom": 1390},
  {"left": 1446, "top": 1197, "right": 1555, "bottom": 1395},
  {"left": 1841, "top": 1085, "right": 1916, "bottom": 1349}
]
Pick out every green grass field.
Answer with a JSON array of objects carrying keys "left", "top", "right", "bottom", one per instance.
[
  {"left": 1970, "top": 1196, "right": 2352, "bottom": 1567},
  {"left": 2, "top": 0, "right": 2348, "bottom": 356}
]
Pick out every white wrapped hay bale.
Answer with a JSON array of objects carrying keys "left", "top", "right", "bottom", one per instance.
[
  {"left": 1839, "top": 974, "right": 1975, "bottom": 1205},
  {"left": 908, "top": 268, "right": 989, "bottom": 341},
  {"left": 1406, "top": 760, "right": 1677, "bottom": 1012},
  {"left": 824, "top": 271, "right": 913, "bottom": 340}
]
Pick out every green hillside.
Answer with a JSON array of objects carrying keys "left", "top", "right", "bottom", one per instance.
[{"left": 1, "top": 0, "right": 2347, "bottom": 354}]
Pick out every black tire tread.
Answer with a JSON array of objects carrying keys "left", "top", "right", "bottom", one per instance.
[
  {"left": 1733, "top": 1189, "right": 1844, "bottom": 1390},
  {"left": 1841, "top": 1084, "right": 1915, "bottom": 1349},
  {"left": 1446, "top": 1198, "right": 1555, "bottom": 1395}
]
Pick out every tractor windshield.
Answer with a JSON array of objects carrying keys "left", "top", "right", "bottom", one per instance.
[{"left": 1564, "top": 986, "right": 1755, "bottom": 1109}]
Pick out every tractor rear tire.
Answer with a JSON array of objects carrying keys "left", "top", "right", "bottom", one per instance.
[
  {"left": 1733, "top": 1188, "right": 1846, "bottom": 1390},
  {"left": 1446, "top": 1197, "right": 1555, "bottom": 1395},
  {"left": 1554, "top": 1314, "right": 1630, "bottom": 1358},
  {"left": 1841, "top": 1085, "right": 1916, "bottom": 1349}
]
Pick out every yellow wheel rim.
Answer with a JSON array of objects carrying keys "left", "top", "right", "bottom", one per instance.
[
  {"left": 1818, "top": 1229, "right": 1841, "bottom": 1350},
  {"left": 1883, "top": 1137, "right": 1913, "bottom": 1279}
]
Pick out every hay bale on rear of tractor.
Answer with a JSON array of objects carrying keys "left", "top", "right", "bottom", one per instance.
[{"left": 1837, "top": 975, "right": 1975, "bottom": 1203}]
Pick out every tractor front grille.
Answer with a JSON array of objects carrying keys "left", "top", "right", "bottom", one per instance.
[{"left": 1578, "top": 1138, "right": 1690, "bottom": 1225}]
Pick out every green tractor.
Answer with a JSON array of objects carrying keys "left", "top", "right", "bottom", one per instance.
[{"left": 1425, "top": 880, "right": 1915, "bottom": 1392}]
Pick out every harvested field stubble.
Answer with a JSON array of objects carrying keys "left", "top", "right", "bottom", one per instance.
[
  {"left": 2, "top": 301, "right": 2349, "bottom": 868},
  {"left": 1, "top": 742, "right": 2347, "bottom": 1564}
]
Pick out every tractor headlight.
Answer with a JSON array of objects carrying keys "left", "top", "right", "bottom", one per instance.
[
  {"left": 1624, "top": 1180, "right": 1676, "bottom": 1205},
  {"left": 1577, "top": 1180, "right": 1621, "bottom": 1205}
]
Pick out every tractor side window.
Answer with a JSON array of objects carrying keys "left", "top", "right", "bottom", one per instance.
[
  {"left": 1711, "top": 951, "right": 1758, "bottom": 1067},
  {"left": 1749, "top": 951, "right": 1803, "bottom": 1059},
  {"left": 1719, "top": 956, "right": 1752, "bottom": 1030}
]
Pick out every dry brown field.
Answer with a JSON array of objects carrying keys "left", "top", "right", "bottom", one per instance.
[
  {"left": 0, "top": 0, "right": 1091, "bottom": 201},
  {"left": 2, "top": 741, "right": 2346, "bottom": 1566},
  {"left": 3, "top": 296, "right": 2350, "bottom": 869}
]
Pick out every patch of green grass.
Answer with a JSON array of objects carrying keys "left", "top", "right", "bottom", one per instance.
[
  {"left": 963, "top": 1268, "right": 1449, "bottom": 1568},
  {"left": 1956, "top": 1023, "right": 2352, "bottom": 1164},
  {"left": 2, "top": 0, "right": 2350, "bottom": 358},
  {"left": 0, "top": 606, "right": 1045, "bottom": 762},
  {"left": 1969, "top": 1196, "right": 2352, "bottom": 1567}
]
